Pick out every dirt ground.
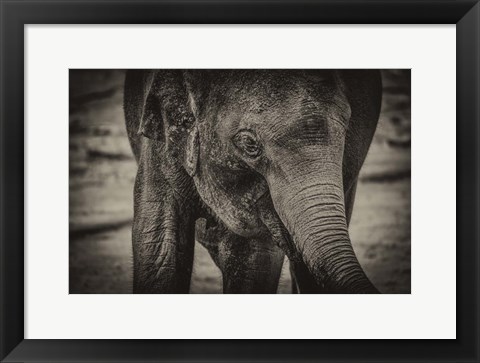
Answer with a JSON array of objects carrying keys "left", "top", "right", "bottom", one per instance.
[{"left": 69, "top": 70, "right": 411, "bottom": 294}]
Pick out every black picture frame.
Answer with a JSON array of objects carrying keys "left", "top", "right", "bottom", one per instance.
[{"left": 1, "top": 1, "right": 478, "bottom": 362}]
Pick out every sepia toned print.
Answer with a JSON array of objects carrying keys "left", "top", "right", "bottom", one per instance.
[{"left": 69, "top": 69, "right": 411, "bottom": 294}]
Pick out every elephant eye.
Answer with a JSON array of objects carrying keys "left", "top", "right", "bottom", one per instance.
[{"left": 233, "top": 130, "right": 262, "bottom": 158}]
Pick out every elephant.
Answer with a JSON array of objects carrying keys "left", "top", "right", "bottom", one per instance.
[{"left": 124, "top": 69, "right": 382, "bottom": 294}]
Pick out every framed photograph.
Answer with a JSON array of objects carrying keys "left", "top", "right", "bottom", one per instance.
[{"left": 1, "top": 0, "right": 478, "bottom": 362}]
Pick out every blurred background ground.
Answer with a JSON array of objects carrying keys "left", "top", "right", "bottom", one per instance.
[{"left": 69, "top": 70, "right": 410, "bottom": 294}]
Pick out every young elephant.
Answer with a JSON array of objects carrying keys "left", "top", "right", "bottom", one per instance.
[{"left": 124, "top": 70, "right": 382, "bottom": 294}]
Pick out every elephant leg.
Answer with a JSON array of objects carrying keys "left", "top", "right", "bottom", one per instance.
[
  {"left": 289, "top": 259, "right": 324, "bottom": 294},
  {"left": 196, "top": 220, "right": 284, "bottom": 293},
  {"left": 221, "top": 235, "right": 285, "bottom": 294},
  {"left": 133, "top": 197, "right": 196, "bottom": 293},
  {"left": 258, "top": 197, "right": 325, "bottom": 294},
  {"left": 132, "top": 143, "right": 197, "bottom": 293},
  {"left": 289, "top": 264, "right": 298, "bottom": 294},
  {"left": 289, "top": 259, "right": 323, "bottom": 293}
]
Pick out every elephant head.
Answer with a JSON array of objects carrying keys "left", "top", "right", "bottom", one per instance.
[{"left": 131, "top": 69, "right": 381, "bottom": 293}]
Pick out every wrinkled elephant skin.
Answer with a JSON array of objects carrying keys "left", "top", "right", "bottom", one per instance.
[{"left": 124, "top": 70, "right": 382, "bottom": 294}]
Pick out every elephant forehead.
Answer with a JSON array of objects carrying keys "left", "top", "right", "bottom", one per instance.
[
  {"left": 217, "top": 69, "right": 337, "bottom": 96},
  {"left": 224, "top": 81, "right": 302, "bottom": 113},
  {"left": 216, "top": 93, "right": 336, "bottom": 135},
  {"left": 210, "top": 72, "right": 350, "bottom": 144}
]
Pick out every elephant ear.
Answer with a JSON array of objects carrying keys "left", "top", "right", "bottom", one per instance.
[
  {"left": 136, "top": 70, "right": 163, "bottom": 140},
  {"left": 134, "top": 70, "right": 199, "bottom": 175},
  {"left": 183, "top": 70, "right": 212, "bottom": 121},
  {"left": 184, "top": 126, "right": 199, "bottom": 177}
]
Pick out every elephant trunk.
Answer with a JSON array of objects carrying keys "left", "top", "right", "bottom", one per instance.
[{"left": 266, "top": 161, "right": 378, "bottom": 293}]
